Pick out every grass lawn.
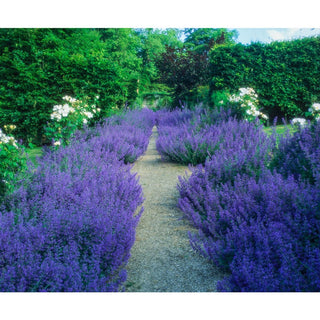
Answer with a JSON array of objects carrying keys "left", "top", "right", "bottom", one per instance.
[
  {"left": 263, "top": 124, "right": 296, "bottom": 136},
  {"left": 24, "top": 147, "right": 43, "bottom": 164}
]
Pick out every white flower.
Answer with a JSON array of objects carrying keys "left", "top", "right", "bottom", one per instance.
[
  {"left": 83, "top": 111, "right": 93, "bottom": 119},
  {"left": 229, "top": 94, "right": 240, "bottom": 102},
  {"left": 83, "top": 118, "right": 88, "bottom": 124},
  {"left": 53, "top": 105, "right": 62, "bottom": 112},
  {"left": 51, "top": 112, "right": 62, "bottom": 121},
  {"left": 97, "top": 108, "right": 101, "bottom": 112},
  {"left": 239, "top": 88, "right": 250, "bottom": 96},
  {"left": 312, "top": 103, "right": 320, "bottom": 111},
  {"left": 292, "top": 118, "right": 307, "bottom": 126},
  {"left": 61, "top": 104, "right": 71, "bottom": 117},
  {"left": 63, "top": 96, "right": 77, "bottom": 103},
  {"left": 53, "top": 141, "right": 61, "bottom": 146},
  {"left": 0, "top": 129, "right": 18, "bottom": 148}
]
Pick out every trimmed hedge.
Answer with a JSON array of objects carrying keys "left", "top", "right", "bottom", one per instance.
[
  {"left": 209, "top": 37, "right": 320, "bottom": 121},
  {"left": 0, "top": 28, "right": 141, "bottom": 145}
]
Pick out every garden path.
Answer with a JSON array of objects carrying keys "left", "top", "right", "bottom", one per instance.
[{"left": 124, "top": 126, "right": 224, "bottom": 292}]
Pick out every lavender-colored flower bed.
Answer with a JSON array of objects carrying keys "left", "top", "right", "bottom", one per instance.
[
  {"left": 156, "top": 107, "right": 246, "bottom": 165},
  {"left": 174, "top": 108, "right": 320, "bottom": 291},
  {"left": 0, "top": 109, "right": 155, "bottom": 291}
]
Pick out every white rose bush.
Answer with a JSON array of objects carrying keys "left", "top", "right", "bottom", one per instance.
[
  {"left": 290, "top": 102, "right": 320, "bottom": 128},
  {"left": 227, "top": 87, "right": 269, "bottom": 123},
  {"left": 308, "top": 102, "right": 320, "bottom": 121},
  {"left": 0, "top": 125, "right": 26, "bottom": 198},
  {"left": 45, "top": 95, "right": 101, "bottom": 147}
]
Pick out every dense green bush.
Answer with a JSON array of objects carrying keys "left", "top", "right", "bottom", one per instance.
[
  {"left": 0, "top": 128, "right": 27, "bottom": 199},
  {"left": 209, "top": 37, "right": 320, "bottom": 121},
  {"left": 0, "top": 28, "right": 141, "bottom": 145}
]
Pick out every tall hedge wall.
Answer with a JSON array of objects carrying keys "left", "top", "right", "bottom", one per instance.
[
  {"left": 209, "top": 36, "right": 320, "bottom": 121},
  {"left": 0, "top": 29, "right": 141, "bottom": 145}
]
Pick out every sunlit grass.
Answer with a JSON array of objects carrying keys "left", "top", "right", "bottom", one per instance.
[
  {"left": 24, "top": 147, "right": 43, "bottom": 165},
  {"left": 263, "top": 124, "right": 296, "bottom": 136}
]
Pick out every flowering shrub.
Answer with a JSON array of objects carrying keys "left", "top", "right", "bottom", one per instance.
[
  {"left": 291, "top": 118, "right": 307, "bottom": 127},
  {"left": 44, "top": 95, "right": 101, "bottom": 146},
  {"left": 156, "top": 108, "right": 272, "bottom": 166},
  {"left": 0, "top": 127, "right": 26, "bottom": 198},
  {"left": 307, "top": 102, "right": 320, "bottom": 121},
  {"left": 217, "top": 88, "right": 268, "bottom": 123},
  {"left": 183, "top": 171, "right": 320, "bottom": 291},
  {"left": 0, "top": 109, "right": 156, "bottom": 291},
  {"left": 156, "top": 122, "right": 221, "bottom": 165},
  {"left": 74, "top": 108, "right": 156, "bottom": 164},
  {"left": 155, "top": 108, "right": 196, "bottom": 127},
  {"left": 271, "top": 120, "right": 320, "bottom": 184},
  {"left": 176, "top": 109, "right": 320, "bottom": 291}
]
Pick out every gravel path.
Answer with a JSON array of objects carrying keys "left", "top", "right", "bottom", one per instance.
[{"left": 124, "top": 126, "right": 225, "bottom": 292}]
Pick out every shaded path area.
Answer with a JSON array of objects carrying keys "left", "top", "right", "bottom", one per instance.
[{"left": 124, "top": 127, "right": 224, "bottom": 292}]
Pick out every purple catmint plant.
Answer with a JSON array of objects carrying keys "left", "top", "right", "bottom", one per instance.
[
  {"left": 271, "top": 120, "right": 320, "bottom": 184},
  {"left": 179, "top": 168, "right": 320, "bottom": 291},
  {"left": 176, "top": 111, "right": 320, "bottom": 291},
  {"left": 0, "top": 109, "right": 155, "bottom": 292},
  {"left": 156, "top": 109, "right": 274, "bottom": 166}
]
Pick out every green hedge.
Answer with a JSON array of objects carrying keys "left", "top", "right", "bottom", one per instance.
[
  {"left": 209, "top": 37, "right": 320, "bottom": 121},
  {"left": 0, "top": 29, "right": 141, "bottom": 145}
]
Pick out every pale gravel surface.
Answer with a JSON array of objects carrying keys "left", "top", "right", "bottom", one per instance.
[{"left": 124, "top": 126, "right": 225, "bottom": 292}]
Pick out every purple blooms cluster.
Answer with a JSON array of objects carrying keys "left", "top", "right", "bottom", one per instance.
[
  {"left": 0, "top": 109, "right": 156, "bottom": 292},
  {"left": 271, "top": 120, "right": 320, "bottom": 185},
  {"left": 169, "top": 107, "right": 320, "bottom": 291},
  {"left": 156, "top": 107, "right": 238, "bottom": 165}
]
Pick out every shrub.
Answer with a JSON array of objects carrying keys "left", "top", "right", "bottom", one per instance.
[
  {"left": 177, "top": 120, "right": 275, "bottom": 228},
  {"left": 188, "top": 172, "right": 320, "bottom": 292},
  {"left": 44, "top": 95, "right": 101, "bottom": 146},
  {"left": 0, "top": 28, "right": 142, "bottom": 145},
  {"left": 75, "top": 108, "right": 156, "bottom": 164},
  {"left": 271, "top": 120, "right": 320, "bottom": 184},
  {"left": 177, "top": 114, "right": 320, "bottom": 291},
  {"left": 157, "top": 111, "right": 273, "bottom": 166},
  {"left": 0, "top": 109, "right": 155, "bottom": 291},
  {"left": 307, "top": 102, "right": 320, "bottom": 121},
  {"left": 155, "top": 107, "right": 196, "bottom": 127},
  {"left": 209, "top": 37, "right": 320, "bottom": 121},
  {"left": 0, "top": 152, "right": 143, "bottom": 291},
  {"left": 216, "top": 87, "right": 268, "bottom": 123},
  {"left": 0, "top": 128, "right": 27, "bottom": 199}
]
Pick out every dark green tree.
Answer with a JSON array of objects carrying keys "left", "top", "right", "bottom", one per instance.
[{"left": 156, "top": 28, "right": 237, "bottom": 106}]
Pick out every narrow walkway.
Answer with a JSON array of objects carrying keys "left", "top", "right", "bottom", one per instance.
[{"left": 124, "top": 127, "right": 224, "bottom": 292}]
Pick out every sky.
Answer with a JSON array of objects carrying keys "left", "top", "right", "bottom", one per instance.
[{"left": 234, "top": 28, "right": 320, "bottom": 44}]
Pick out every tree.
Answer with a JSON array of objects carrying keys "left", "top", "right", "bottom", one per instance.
[
  {"left": 135, "top": 28, "right": 183, "bottom": 88},
  {"left": 156, "top": 28, "right": 237, "bottom": 106}
]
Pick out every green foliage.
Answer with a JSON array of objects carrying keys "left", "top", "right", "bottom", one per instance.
[
  {"left": 0, "top": 28, "right": 142, "bottom": 145},
  {"left": 209, "top": 37, "right": 320, "bottom": 121},
  {"left": 184, "top": 28, "right": 238, "bottom": 54},
  {"left": 157, "top": 28, "right": 237, "bottom": 107},
  {"left": 0, "top": 131, "right": 27, "bottom": 199},
  {"left": 44, "top": 95, "right": 101, "bottom": 146},
  {"left": 156, "top": 46, "right": 211, "bottom": 106}
]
